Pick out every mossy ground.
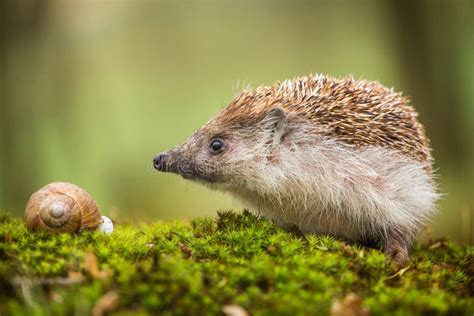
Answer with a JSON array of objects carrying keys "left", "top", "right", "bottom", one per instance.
[{"left": 0, "top": 211, "right": 473, "bottom": 316}]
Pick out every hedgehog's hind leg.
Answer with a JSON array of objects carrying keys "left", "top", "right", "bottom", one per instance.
[{"left": 384, "top": 227, "right": 411, "bottom": 267}]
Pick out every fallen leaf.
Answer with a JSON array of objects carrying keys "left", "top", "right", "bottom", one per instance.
[
  {"left": 92, "top": 290, "right": 119, "bottom": 316},
  {"left": 330, "top": 293, "right": 369, "bottom": 316},
  {"left": 341, "top": 244, "right": 355, "bottom": 256},
  {"left": 67, "top": 271, "right": 85, "bottom": 283},
  {"left": 84, "top": 251, "right": 112, "bottom": 280},
  {"left": 50, "top": 291, "right": 62, "bottom": 303},
  {"left": 266, "top": 244, "right": 278, "bottom": 254},
  {"left": 429, "top": 240, "right": 448, "bottom": 249},
  {"left": 180, "top": 243, "right": 192, "bottom": 258},
  {"left": 222, "top": 304, "right": 249, "bottom": 316},
  {"left": 387, "top": 265, "right": 411, "bottom": 279}
]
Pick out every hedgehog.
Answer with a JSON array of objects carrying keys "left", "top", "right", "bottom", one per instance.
[{"left": 153, "top": 74, "right": 439, "bottom": 265}]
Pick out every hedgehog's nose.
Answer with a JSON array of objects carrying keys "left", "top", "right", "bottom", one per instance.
[{"left": 153, "top": 153, "right": 169, "bottom": 171}]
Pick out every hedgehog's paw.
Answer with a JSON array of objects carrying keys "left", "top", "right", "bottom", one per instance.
[
  {"left": 385, "top": 245, "right": 410, "bottom": 267},
  {"left": 384, "top": 229, "right": 411, "bottom": 267}
]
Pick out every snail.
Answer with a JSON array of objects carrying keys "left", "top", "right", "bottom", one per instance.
[{"left": 25, "top": 182, "right": 113, "bottom": 234}]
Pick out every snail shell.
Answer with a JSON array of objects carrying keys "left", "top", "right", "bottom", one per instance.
[{"left": 25, "top": 182, "right": 104, "bottom": 233}]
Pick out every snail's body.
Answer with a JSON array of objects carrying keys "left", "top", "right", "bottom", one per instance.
[{"left": 153, "top": 75, "right": 439, "bottom": 265}]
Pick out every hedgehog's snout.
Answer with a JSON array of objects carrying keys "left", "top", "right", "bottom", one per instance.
[
  {"left": 153, "top": 152, "right": 169, "bottom": 172},
  {"left": 153, "top": 149, "right": 188, "bottom": 175}
]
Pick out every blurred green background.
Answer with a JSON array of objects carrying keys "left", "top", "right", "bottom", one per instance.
[{"left": 0, "top": 0, "right": 472, "bottom": 243}]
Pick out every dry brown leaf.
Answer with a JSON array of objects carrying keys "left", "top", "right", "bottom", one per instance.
[
  {"left": 222, "top": 304, "right": 249, "bottom": 316},
  {"left": 84, "top": 251, "right": 113, "bottom": 280},
  {"left": 340, "top": 244, "right": 355, "bottom": 256},
  {"left": 84, "top": 251, "right": 100, "bottom": 277},
  {"left": 266, "top": 244, "right": 278, "bottom": 254},
  {"left": 67, "top": 271, "right": 86, "bottom": 283},
  {"left": 92, "top": 290, "right": 119, "bottom": 316},
  {"left": 180, "top": 242, "right": 192, "bottom": 258},
  {"left": 330, "top": 293, "right": 369, "bottom": 316},
  {"left": 429, "top": 240, "right": 448, "bottom": 249},
  {"left": 387, "top": 265, "right": 411, "bottom": 279}
]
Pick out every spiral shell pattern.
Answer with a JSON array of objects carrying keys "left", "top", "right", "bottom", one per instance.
[{"left": 25, "top": 182, "right": 103, "bottom": 233}]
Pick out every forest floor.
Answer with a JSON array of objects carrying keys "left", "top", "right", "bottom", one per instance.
[{"left": 0, "top": 211, "right": 473, "bottom": 315}]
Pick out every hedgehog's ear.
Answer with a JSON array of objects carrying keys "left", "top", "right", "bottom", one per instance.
[{"left": 262, "top": 108, "right": 287, "bottom": 146}]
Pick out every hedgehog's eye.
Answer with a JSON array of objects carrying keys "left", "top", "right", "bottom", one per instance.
[{"left": 209, "top": 138, "right": 225, "bottom": 154}]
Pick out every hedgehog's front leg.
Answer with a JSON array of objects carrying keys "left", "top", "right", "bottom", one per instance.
[{"left": 384, "top": 227, "right": 411, "bottom": 267}]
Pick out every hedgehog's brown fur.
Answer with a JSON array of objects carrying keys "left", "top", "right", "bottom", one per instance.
[
  {"left": 213, "top": 75, "right": 432, "bottom": 165},
  {"left": 154, "top": 74, "right": 439, "bottom": 266}
]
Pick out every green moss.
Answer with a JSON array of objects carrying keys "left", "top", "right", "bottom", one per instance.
[{"left": 0, "top": 210, "right": 472, "bottom": 315}]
